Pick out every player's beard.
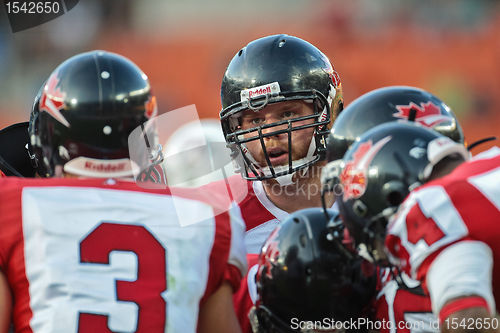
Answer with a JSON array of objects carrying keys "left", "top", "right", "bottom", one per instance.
[{"left": 254, "top": 137, "right": 311, "bottom": 168}]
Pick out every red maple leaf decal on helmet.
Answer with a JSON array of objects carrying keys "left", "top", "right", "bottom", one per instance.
[
  {"left": 393, "top": 102, "right": 450, "bottom": 128},
  {"left": 145, "top": 95, "right": 158, "bottom": 119},
  {"left": 39, "top": 71, "right": 70, "bottom": 127},
  {"left": 340, "top": 136, "right": 392, "bottom": 201},
  {"left": 321, "top": 55, "right": 341, "bottom": 88},
  {"left": 257, "top": 226, "right": 281, "bottom": 280}
]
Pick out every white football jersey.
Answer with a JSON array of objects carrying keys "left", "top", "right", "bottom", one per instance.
[{"left": 0, "top": 177, "right": 246, "bottom": 333}]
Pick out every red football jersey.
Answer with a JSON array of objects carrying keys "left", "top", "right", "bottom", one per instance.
[
  {"left": 233, "top": 254, "right": 260, "bottom": 333},
  {"left": 201, "top": 175, "right": 338, "bottom": 254},
  {"left": 375, "top": 270, "right": 437, "bottom": 333},
  {"left": 385, "top": 147, "right": 500, "bottom": 312},
  {"left": 0, "top": 177, "right": 246, "bottom": 333}
]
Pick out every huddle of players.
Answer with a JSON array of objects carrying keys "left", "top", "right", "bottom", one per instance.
[{"left": 0, "top": 34, "right": 498, "bottom": 333}]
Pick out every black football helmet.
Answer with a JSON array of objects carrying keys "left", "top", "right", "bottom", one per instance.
[
  {"left": 28, "top": 50, "right": 160, "bottom": 178},
  {"left": 220, "top": 34, "right": 343, "bottom": 183},
  {"left": 326, "top": 86, "right": 465, "bottom": 163},
  {"left": 251, "top": 208, "right": 377, "bottom": 333},
  {"left": 0, "top": 122, "right": 36, "bottom": 177},
  {"left": 335, "top": 122, "right": 469, "bottom": 264}
]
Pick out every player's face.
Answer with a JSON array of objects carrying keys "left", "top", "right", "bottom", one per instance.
[{"left": 239, "top": 101, "right": 315, "bottom": 167}]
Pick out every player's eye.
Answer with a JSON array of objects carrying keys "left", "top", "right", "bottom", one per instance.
[
  {"left": 252, "top": 118, "right": 264, "bottom": 125},
  {"left": 281, "top": 110, "right": 296, "bottom": 118},
  {"left": 250, "top": 118, "right": 264, "bottom": 125}
]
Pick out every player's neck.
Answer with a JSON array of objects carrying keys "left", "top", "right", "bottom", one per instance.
[{"left": 261, "top": 163, "right": 335, "bottom": 213}]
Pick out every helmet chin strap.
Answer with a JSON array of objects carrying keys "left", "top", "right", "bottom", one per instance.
[{"left": 273, "top": 167, "right": 303, "bottom": 186}]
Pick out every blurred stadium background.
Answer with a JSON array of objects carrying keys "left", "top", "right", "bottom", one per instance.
[{"left": 0, "top": 0, "right": 499, "bottom": 152}]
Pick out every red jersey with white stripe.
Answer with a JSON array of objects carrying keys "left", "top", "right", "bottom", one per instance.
[
  {"left": 385, "top": 147, "right": 500, "bottom": 312},
  {"left": 201, "top": 175, "right": 338, "bottom": 254},
  {"left": 0, "top": 177, "right": 246, "bottom": 333},
  {"left": 233, "top": 254, "right": 260, "bottom": 333},
  {"left": 375, "top": 270, "right": 437, "bottom": 333}
]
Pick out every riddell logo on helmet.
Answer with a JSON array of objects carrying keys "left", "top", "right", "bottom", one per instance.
[
  {"left": 393, "top": 102, "right": 450, "bottom": 128},
  {"left": 240, "top": 82, "right": 281, "bottom": 102},
  {"left": 249, "top": 86, "right": 271, "bottom": 98},
  {"left": 84, "top": 161, "right": 127, "bottom": 172}
]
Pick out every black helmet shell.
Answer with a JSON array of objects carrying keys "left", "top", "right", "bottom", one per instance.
[
  {"left": 29, "top": 50, "right": 157, "bottom": 177},
  {"left": 255, "top": 208, "right": 376, "bottom": 331},
  {"left": 327, "top": 86, "right": 464, "bottom": 163}
]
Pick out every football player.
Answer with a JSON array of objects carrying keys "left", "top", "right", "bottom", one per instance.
[
  {"left": 325, "top": 85, "right": 465, "bottom": 164},
  {"left": 334, "top": 122, "right": 499, "bottom": 332},
  {"left": 0, "top": 50, "right": 246, "bottom": 333},
  {"left": 219, "top": 33, "right": 344, "bottom": 255},
  {"left": 373, "top": 267, "right": 438, "bottom": 333},
  {"left": 218, "top": 34, "right": 343, "bottom": 332},
  {"left": 321, "top": 85, "right": 467, "bottom": 333},
  {"left": 248, "top": 208, "right": 377, "bottom": 333}
]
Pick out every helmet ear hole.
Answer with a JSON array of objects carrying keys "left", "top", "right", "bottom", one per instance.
[
  {"left": 386, "top": 191, "right": 405, "bottom": 207},
  {"left": 353, "top": 200, "right": 368, "bottom": 217},
  {"left": 382, "top": 180, "right": 407, "bottom": 207},
  {"left": 299, "top": 234, "right": 307, "bottom": 247}
]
